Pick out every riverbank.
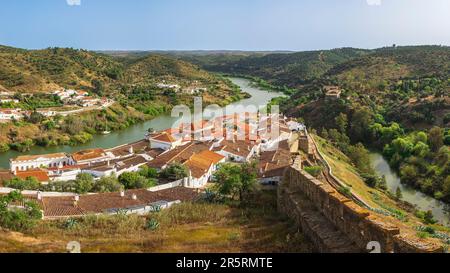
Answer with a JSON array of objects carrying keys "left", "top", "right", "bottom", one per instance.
[
  {"left": 370, "top": 153, "right": 450, "bottom": 227},
  {"left": 0, "top": 78, "right": 283, "bottom": 169}
]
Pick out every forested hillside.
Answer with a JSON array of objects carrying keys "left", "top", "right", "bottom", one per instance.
[
  {"left": 0, "top": 45, "right": 245, "bottom": 152},
  {"left": 182, "top": 45, "right": 450, "bottom": 206}
]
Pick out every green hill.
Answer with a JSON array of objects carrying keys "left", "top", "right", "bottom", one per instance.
[
  {"left": 0, "top": 45, "right": 236, "bottom": 97},
  {"left": 177, "top": 48, "right": 370, "bottom": 88}
]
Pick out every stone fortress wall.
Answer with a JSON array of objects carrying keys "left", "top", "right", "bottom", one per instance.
[{"left": 278, "top": 151, "right": 444, "bottom": 253}]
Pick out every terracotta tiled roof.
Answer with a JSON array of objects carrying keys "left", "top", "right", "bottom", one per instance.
[
  {"left": 147, "top": 142, "right": 211, "bottom": 169},
  {"left": 16, "top": 169, "right": 50, "bottom": 182},
  {"left": 259, "top": 141, "right": 292, "bottom": 178},
  {"left": 146, "top": 148, "right": 165, "bottom": 159},
  {"left": 150, "top": 132, "right": 177, "bottom": 143},
  {"left": 183, "top": 151, "right": 224, "bottom": 179},
  {"left": 12, "top": 153, "right": 67, "bottom": 162},
  {"left": 72, "top": 149, "right": 106, "bottom": 162},
  {"left": 41, "top": 187, "right": 199, "bottom": 218},
  {"left": 213, "top": 139, "right": 256, "bottom": 158},
  {"left": 115, "top": 155, "right": 147, "bottom": 171},
  {"left": 109, "top": 140, "right": 149, "bottom": 157},
  {"left": 195, "top": 150, "right": 225, "bottom": 164},
  {"left": 0, "top": 170, "right": 14, "bottom": 183}
]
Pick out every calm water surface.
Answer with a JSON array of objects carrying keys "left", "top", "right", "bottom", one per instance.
[
  {"left": 0, "top": 78, "right": 283, "bottom": 168},
  {"left": 370, "top": 153, "right": 450, "bottom": 226}
]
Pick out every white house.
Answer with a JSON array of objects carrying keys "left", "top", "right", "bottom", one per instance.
[
  {"left": 10, "top": 153, "right": 73, "bottom": 173},
  {"left": 213, "top": 139, "right": 259, "bottom": 162},
  {"left": 148, "top": 131, "right": 183, "bottom": 151},
  {"left": 48, "top": 165, "right": 82, "bottom": 182},
  {"left": 183, "top": 150, "right": 226, "bottom": 188},
  {"left": 0, "top": 99, "right": 19, "bottom": 104},
  {"left": 157, "top": 83, "right": 180, "bottom": 90},
  {"left": 71, "top": 148, "right": 113, "bottom": 165},
  {"left": 0, "top": 109, "right": 23, "bottom": 120}
]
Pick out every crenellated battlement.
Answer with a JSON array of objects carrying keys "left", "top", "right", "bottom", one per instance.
[{"left": 278, "top": 161, "right": 444, "bottom": 253}]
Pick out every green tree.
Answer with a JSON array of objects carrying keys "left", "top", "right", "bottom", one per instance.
[
  {"left": 335, "top": 113, "right": 348, "bottom": 134},
  {"left": 26, "top": 111, "right": 45, "bottom": 124},
  {"left": 424, "top": 210, "right": 437, "bottom": 225},
  {"left": 118, "top": 172, "right": 156, "bottom": 189},
  {"left": 92, "top": 175, "right": 124, "bottom": 193},
  {"left": 213, "top": 162, "right": 258, "bottom": 201},
  {"left": 442, "top": 176, "right": 450, "bottom": 199},
  {"left": 349, "top": 107, "right": 374, "bottom": 142},
  {"left": 396, "top": 187, "right": 403, "bottom": 199},
  {"left": 91, "top": 79, "right": 104, "bottom": 96},
  {"left": 160, "top": 163, "right": 189, "bottom": 181},
  {"left": 4, "top": 177, "right": 40, "bottom": 191},
  {"left": 0, "top": 191, "right": 42, "bottom": 231},
  {"left": 138, "top": 165, "right": 159, "bottom": 179},
  {"left": 428, "top": 127, "right": 444, "bottom": 152},
  {"left": 74, "top": 173, "right": 94, "bottom": 194},
  {"left": 0, "top": 142, "right": 9, "bottom": 153}
]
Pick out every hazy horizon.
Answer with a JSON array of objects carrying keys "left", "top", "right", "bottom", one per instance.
[{"left": 1, "top": 0, "right": 450, "bottom": 51}]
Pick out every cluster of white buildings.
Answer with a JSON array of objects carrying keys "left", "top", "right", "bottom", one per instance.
[
  {"left": 157, "top": 82, "right": 208, "bottom": 95},
  {"left": 8, "top": 112, "right": 304, "bottom": 189},
  {"left": 53, "top": 89, "right": 107, "bottom": 107}
]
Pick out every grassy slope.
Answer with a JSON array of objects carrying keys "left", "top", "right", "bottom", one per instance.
[
  {"left": 313, "top": 135, "right": 450, "bottom": 244},
  {"left": 0, "top": 190, "right": 312, "bottom": 253}
]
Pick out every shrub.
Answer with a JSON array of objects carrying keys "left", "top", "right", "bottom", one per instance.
[
  {"left": 4, "top": 177, "right": 41, "bottom": 191},
  {"left": 160, "top": 163, "right": 189, "bottom": 181},
  {"left": 74, "top": 173, "right": 95, "bottom": 194},
  {"left": 118, "top": 172, "right": 157, "bottom": 189},
  {"left": 304, "top": 166, "right": 323, "bottom": 177},
  {"left": 145, "top": 219, "right": 160, "bottom": 231},
  {"left": 92, "top": 175, "right": 124, "bottom": 193},
  {"left": 0, "top": 142, "right": 10, "bottom": 153},
  {"left": 0, "top": 191, "right": 42, "bottom": 231}
]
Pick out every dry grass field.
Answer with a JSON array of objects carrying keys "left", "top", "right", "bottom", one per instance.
[{"left": 0, "top": 190, "right": 313, "bottom": 253}]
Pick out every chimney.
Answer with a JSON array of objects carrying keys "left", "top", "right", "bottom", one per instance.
[
  {"left": 131, "top": 194, "right": 137, "bottom": 200},
  {"left": 73, "top": 195, "right": 80, "bottom": 206},
  {"left": 120, "top": 190, "right": 125, "bottom": 197}
]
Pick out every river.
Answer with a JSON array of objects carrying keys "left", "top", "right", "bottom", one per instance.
[
  {"left": 0, "top": 77, "right": 284, "bottom": 169},
  {"left": 370, "top": 153, "right": 450, "bottom": 226}
]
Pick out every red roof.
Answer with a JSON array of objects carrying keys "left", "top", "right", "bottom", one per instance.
[
  {"left": 16, "top": 169, "right": 49, "bottom": 182},
  {"left": 151, "top": 132, "right": 177, "bottom": 143}
]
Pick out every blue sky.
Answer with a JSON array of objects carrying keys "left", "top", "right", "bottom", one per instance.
[{"left": 0, "top": 0, "right": 449, "bottom": 51}]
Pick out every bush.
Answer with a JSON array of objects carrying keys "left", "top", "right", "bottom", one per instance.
[
  {"left": 0, "top": 191, "right": 42, "bottom": 231},
  {"left": 74, "top": 173, "right": 95, "bottom": 194},
  {"left": 145, "top": 219, "right": 160, "bottom": 231},
  {"left": 304, "top": 166, "right": 323, "bottom": 177},
  {"left": 0, "top": 142, "right": 10, "bottom": 153},
  {"left": 160, "top": 163, "right": 189, "bottom": 181},
  {"left": 4, "top": 177, "right": 41, "bottom": 191},
  {"left": 92, "top": 175, "right": 124, "bottom": 193},
  {"left": 118, "top": 172, "right": 157, "bottom": 189}
]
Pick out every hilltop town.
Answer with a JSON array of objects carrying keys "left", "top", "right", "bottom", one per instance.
[{"left": 0, "top": 112, "right": 304, "bottom": 220}]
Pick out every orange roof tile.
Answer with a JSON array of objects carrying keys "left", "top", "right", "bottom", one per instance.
[
  {"left": 151, "top": 132, "right": 177, "bottom": 143},
  {"left": 13, "top": 153, "right": 67, "bottom": 162},
  {"left": 72, "top": 149, "right": 106, "bottom": 162},
  {"left": 16, "top": 169, "right": 49, "bottom": 182}
]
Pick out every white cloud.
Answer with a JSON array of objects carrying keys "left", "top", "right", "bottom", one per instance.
[
  {"left": 66, "top": 0, "right": 81, "bottom": 6},
  {"left": 366, "top": 0, "right": 382, "bottom": 6}
]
